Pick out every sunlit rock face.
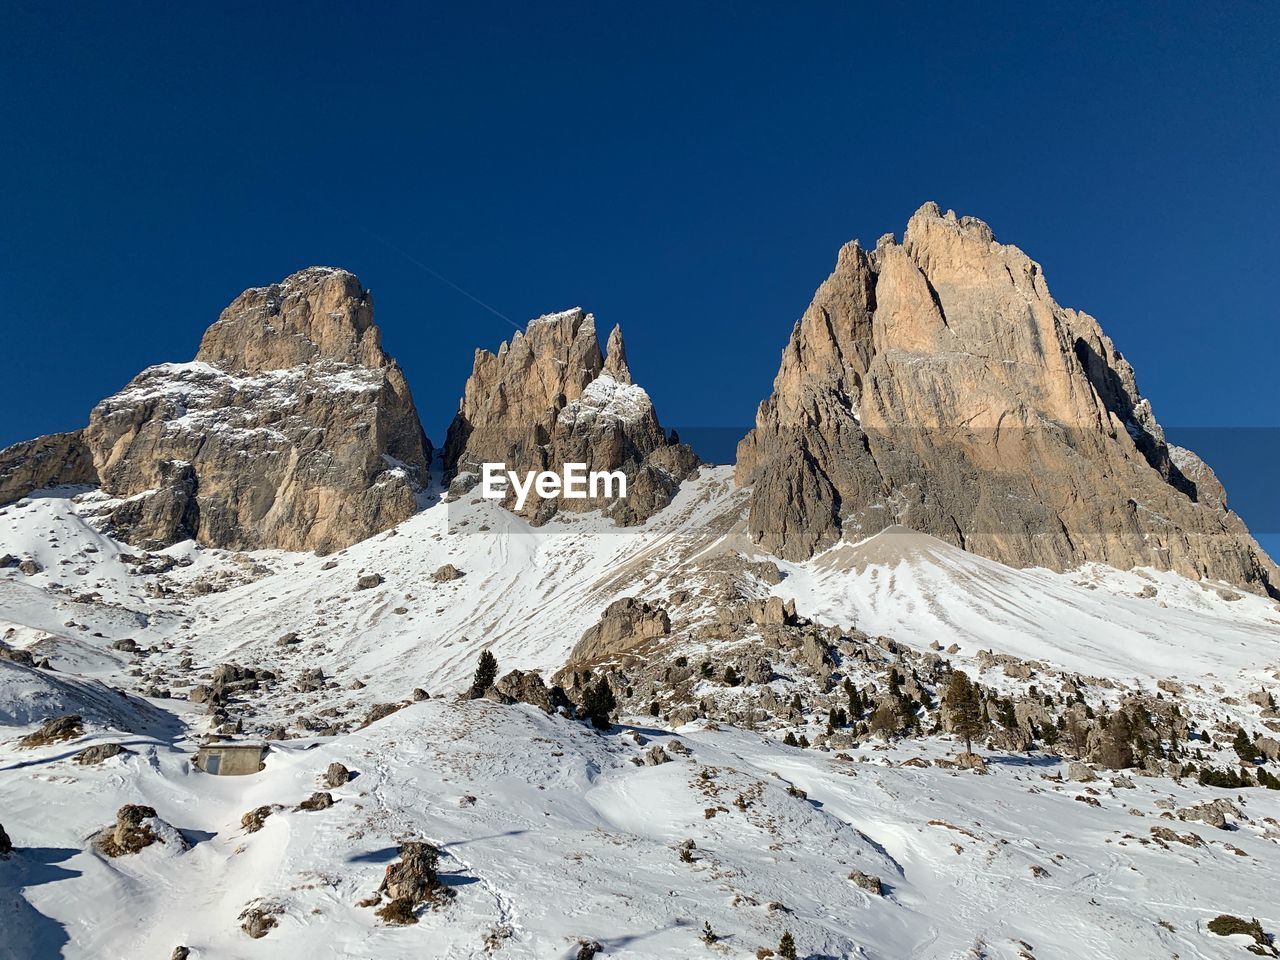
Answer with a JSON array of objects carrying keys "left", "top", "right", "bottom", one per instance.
[{"left": 737, "top": 203, "right": 1277, "bottom": 596}]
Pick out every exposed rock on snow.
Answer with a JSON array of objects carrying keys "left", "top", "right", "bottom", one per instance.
[
  {"left": 17, "top": 713, "right": 83, "bottom": 747},
  {"left": 72, "top": 742, "right": 130, "bottom": 765},
  {"left": 96, "top": 804, "right": 187, "bottom": 857},
  {"left": 566, "top": 597, "right": 671, "bottom": 665},
  {"left": 239, "top": 900, "right": 282, "bottom": 939},
  {"left": 492, "top": 669, "right": 555, "bottom": 713},
  {"left": 240, "top": 804, "right": 280, "bottom": 834},
  {"left": 443, "top": 308, "right": 697, "bottom": 524},
  {"left": 320, "top": 761, "right": 352, "bottom": 788},
  {"left": 737, "top": 203, "right": 1278, "bottom": 596},
  {"left": 373, "top": 840, "right": 453, "bottom": 924},
  {"left": 848, "top": 870, "right": 884, "bottom": 895},
  {"left": 295, "top": 791, "right": 334, "bottom": 812},
  {"left": 431, "top": 563, "right": 462, "bottom": 582}
]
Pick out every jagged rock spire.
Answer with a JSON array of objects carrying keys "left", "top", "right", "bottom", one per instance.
[
  {"left": 444, "top": 310, "right": 697, "bottom": 525},
  {"left": 603, "top": 324, "right": 632, "bottom": 384}
]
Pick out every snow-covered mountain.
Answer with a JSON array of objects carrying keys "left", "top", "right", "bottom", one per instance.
[{"left": 4, "top": 207, "right": 1280, "bottom": 959}]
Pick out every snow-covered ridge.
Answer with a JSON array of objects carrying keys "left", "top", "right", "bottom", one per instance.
[{"left": 87, "top": 360, "right": 385, "bottom": 443}]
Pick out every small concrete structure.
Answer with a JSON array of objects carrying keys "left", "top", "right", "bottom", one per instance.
[{"left": 194, "top": 742, "right": 266, "bottom": 776}]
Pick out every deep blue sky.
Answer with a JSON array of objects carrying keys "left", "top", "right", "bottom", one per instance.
[{"left": 2, "top": 4, "right": 1278, "bottom": 540}]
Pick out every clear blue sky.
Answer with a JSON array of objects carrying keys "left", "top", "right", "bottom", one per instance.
[{"left": 2, "top": 4, "right": 1277, "bottom": 542}]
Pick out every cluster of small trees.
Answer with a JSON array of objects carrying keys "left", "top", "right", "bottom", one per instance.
[{"left": 466, "top": 650, "right": 616, "bottom": 730}]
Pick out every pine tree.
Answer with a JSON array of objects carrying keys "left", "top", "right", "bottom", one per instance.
[
  {"left": 783, "top": 731, "right": 799, "bottom": 747},
  {"left": 945, "top": 670, "right": 983, "bottom": 756},
  {"left": 1233, "top": 727, "right": 1262, "bottom": 764},
  {"left": 723, "top": 665, "right": 741, "bottom": 686},
  {"left": 468, "top": 649, "right": 497, "bottom": 699},
  {"left": 1097, "top": 710, "right": 1135, "bottom": 770},
  {"left": 869, "top": 699, "right": 904, "bottom": 739},
  {"left": 778, "top": 931, "right": 798, "bottom": 960},
  {"left": 844, "top": 678, "right": 863, "bottom": 718},
  {"left": 581, "top": 675, "right": 617, "bottom": 730}
]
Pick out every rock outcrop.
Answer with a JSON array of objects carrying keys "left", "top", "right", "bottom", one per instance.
[
  {"left": 96, "top": 804, "right": 187, "bottom": 857},
  {"left": 0, "top": 431, "right": 97, "bottom": 506},
  {"left": 0, "top": 268, "right": 431, "bottom": 553},
  {"left": 567, "top": 597, "right": 672, "bottom": 665},
  {"left": 443, "top": 308, "right": 697, "bottom": 524},
  {"left": 737, "top": 203, "right": 1278, "bottom": 596},
  {"left": 493, "top": 669, "right": 556, "bottom": 713}
]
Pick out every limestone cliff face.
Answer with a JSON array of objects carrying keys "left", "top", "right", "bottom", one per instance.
[
  {"left": 443, "top": 308, "right": 698, "bottom": 524},
  {"left": 737, "top": 203, "right": 1278, "bottom": 596},
  {"left": 1, "top": 267, "right": 431, "bottom": 553},
  {"left": 0, "top": 431, "right": 97, "bottom": 506}
]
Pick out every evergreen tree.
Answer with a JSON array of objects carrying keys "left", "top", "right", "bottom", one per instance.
[
  {"left": 870, "top": 699, "right": 904, "bottom": 739},
  {"left": 783, "top": 731, "right": 799, "bottom": 747},
  {"left": 723, "top": 664, "right": 741, "bottom": 686},
  {"left": 1096, "top": 710, "right": 1135, "bottom": 770},
  {"left": 1041, "top": 721, "right": 1060, "bottom": 747},
  {"left": 1233, "top": 727, "right": 1262, "bottom": 764},
  {"left": 581, "top": 675, "right": 617, "bottom": 730},
  {"left": 844, "top": 678, "right": 863, "bottom": 718},
  {"left": 778, "top": 931, "right": 798, "bottom": 960},
  {"left": 945, "top": 670, "right": 984, "bottom": 755},
  {"left": 468, "top": 649, "right": 497, "bottom": 699}
]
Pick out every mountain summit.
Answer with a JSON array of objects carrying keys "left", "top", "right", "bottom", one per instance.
[
  {"left": 0, "top": 267, "right": 431, "bottom": 553},
  {"left": 737, "top": 203, "right": 1277, "bottom": 595},
  {"left": 443, "top": 308, "right": 698, "bottom": 524}
]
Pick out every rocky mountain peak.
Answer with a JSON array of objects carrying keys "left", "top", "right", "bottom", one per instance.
[
  {"left": 737, "top": 203, "right": 1278, "bottom": 596},
  {"left": 0, "top": 268, "right": 431, "bottom": 554},
  {"left": 195, "top": 267, "right": 388, "bottom": 373},
  {"left": 444, "top": 310, "right": 697, "bottom": 525}
]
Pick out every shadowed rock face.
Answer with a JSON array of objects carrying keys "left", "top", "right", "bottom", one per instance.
[
  {"left": 737, "top": 203, "right": 1278, "bottom": 596},
  {"left": 443, "top": 308, "right": 698, "bottom": 525},
  {"left": 0, "top": 267, "right": 432, "bottom": 553}
]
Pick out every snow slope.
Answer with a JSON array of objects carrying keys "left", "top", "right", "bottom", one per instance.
[
  {"left": 5, "top": 700, "right": 1279, "bottom": 960},
  {"left": 775, "top": 526, "right": 1280, "bottom": 688},
  {"left": 3, "top": 480, "right": 1280, "bottom": 959}
]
